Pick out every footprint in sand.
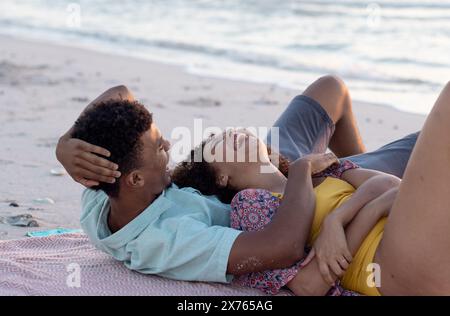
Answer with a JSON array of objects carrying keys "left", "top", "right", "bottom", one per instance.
[
  {"left": 194, "top": 114, "right": 211, "bottom": 120},
  {"left": 105, "top": 79, "right": 121, "bottom": 85},
  {"left": 178, "top": 97, "right": 221, "bottom": 108},
  {"left": 22, "top": 164, "right": 40, "bottom": 168},
  {"left": 64, "top": 77, "right": 78, "bottom": 84},
  {"left": 0, "top": 62, "right": 53, "bottom": 86},
  {"left": 253, "top": 97, "right": 279, "bottom": 106},
  {"left": 71, "top": 96, "right": 90, "bottom": 103},
  {"left": 36, "top": 137, "right": 59, "bottom": 148},
  {"left": 0, "top": 61, "right": 21, "bottom": 73},
  {"left": 3, "top": 199, "right": 18, "bottom": 204},
  {"left": 23, "top": 117, "right": 41, "bottom": 122},
  {"left": 24, "top": 75, "right": 60, "bottom": 86},
  {"left": 183, "top": 85, "right": 212, "bottom": 91},
  {"left": 31, "top": 106, "right": 47, "bottom": 112}
]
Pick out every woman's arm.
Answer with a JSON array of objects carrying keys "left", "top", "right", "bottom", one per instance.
[
  {"left": 304, "top": 169, "right": 400, "bottom": 283},
  {"left": 345, "top": 187, "right": 395, "bottom": 253},
  {"left": 335, "top": 168, "right": 400, "bottom": 226},
  {"left": 287, "top": 187, "right": 397, "bottom": 295},
  {"left": 55, "top": 85, "right": 134, "bottom": 186}
]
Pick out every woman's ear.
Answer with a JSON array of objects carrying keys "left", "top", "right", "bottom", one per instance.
[
  {"left": 216, "top": 174, "right": 229, "bottom": 188},
  {"left": 124, "top": 171, "right": 145, "bottom": 188}
]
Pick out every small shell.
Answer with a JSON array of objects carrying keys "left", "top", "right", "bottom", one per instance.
[
  {"left": 50, "top": 168, "right": 66, "bottom": 176},
  {"left": 33, "top": 198, "right": 55, "bottom": 205}
]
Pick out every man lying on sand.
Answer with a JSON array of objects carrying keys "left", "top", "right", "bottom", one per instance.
[{"left": 56, "top": 75, "right": 422, "bottom": 295}]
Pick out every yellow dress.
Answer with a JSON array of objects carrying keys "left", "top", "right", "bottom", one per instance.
[{"left": 291, "top": 177, "right": 384, "bottom": 296}]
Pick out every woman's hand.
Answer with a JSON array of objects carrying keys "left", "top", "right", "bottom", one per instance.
[
  {"left": 56, "top": 137, "right": 121, "bottom": 187},
  {"left": 301, "top": 214, "right": 352, "bottom": 285},
  {"left": 294, "top": 153, "right": 339, "bottom": 175}
]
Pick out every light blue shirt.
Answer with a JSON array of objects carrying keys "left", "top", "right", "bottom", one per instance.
[{"left": 80, "top": 184, "right": 242, "bottom": 283}]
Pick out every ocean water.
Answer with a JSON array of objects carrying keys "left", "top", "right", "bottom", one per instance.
[{"left": 1, "top": 0, "right": 450, "bottom": 114}]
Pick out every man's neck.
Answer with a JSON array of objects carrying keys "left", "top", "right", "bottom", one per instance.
[{"left": 108, "top": 191, "right": 159, "bottom": 233}]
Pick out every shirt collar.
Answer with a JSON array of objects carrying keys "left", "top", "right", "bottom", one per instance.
[{"left": 98, "top": 188, "right": 174, "bottom": 248}]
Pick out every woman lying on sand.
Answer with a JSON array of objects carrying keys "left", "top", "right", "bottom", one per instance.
[
  {"left": 171, "top": 81, "right": 450, "bottom": 296},
  {"left": 172, "top": 131, "right": 397, "bottom": 296}
]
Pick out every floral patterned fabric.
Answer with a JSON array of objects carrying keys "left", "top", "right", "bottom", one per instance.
[{"left": 313, "top": 159, "right": 360, "bottom": 179}]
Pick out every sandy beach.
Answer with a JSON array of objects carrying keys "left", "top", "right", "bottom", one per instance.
[{"left": 0, "top": 34, "right": 426, "bottom": 240}]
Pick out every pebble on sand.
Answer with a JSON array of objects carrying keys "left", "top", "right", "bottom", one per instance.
[{"left": 1, "top": 214, "right": 39, "bottom": 227}]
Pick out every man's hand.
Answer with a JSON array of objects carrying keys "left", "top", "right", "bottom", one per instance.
[
  {"left": 56, "top": 137, "right": 121, "bottom": 187},
  {"left": 301, "top": 214, "right": 352, "bottom": 285},
  {"left": 292, "top": 153, "right": 339, "bottom": 175}
]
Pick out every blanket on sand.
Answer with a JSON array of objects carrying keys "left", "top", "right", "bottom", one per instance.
[{"left": 0, "top": 233, "right": 291, "bottom": 296}]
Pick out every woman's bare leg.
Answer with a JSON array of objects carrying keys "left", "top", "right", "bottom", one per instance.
[
  {"left": 302, "top": 75, "right": 366, "bottom": 157},
  {"left": 376, "top": 82, "right": 450, "bottom": 295}
]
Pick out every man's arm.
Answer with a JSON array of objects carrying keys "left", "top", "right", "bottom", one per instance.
[
  {"left": 58, "top": 85, "right": 135, "bottom": 141},
  {"left": 227, "top": 153, "right": 338, "bottom": 275},
  {"left": 227, "top": 159, "right": 314, "bottom": 275},
  {"left": 55, "top": 85, "right": 134, "bottom": 186}
]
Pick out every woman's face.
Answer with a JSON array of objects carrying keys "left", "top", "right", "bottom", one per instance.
[{"left": 202, "top": 128, "right": 270, "bottom": 189}]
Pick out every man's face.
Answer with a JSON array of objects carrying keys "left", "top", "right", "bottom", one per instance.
[{"left": 137, "top": 124, "right": 172, "bottom": 195}]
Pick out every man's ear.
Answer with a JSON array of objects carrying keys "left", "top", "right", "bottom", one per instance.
[
  {"left": 124, "top": 171, "right": 145, "bottom": 188},
  {"left": 216, "top": 173, "right": 229, "bottom": 188}
]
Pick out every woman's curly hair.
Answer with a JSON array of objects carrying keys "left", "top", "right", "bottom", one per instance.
[{"left": 172, "top": 140, "right": 290, "bottom": 204}]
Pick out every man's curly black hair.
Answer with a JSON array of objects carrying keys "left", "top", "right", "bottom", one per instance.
[{"left": 71, "top": 99, "right": 153, "bottom": 197}]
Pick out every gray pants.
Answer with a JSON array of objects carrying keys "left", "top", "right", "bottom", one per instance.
[{"left": 266, "top": 95, "right": 419, "bottom": 178}]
